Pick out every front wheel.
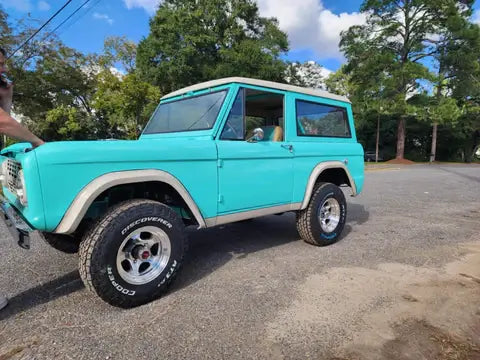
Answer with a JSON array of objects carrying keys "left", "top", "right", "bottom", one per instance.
[
  {"left": 79, "top": 199, "right": 187, "bottom": 308},
  {"left": 296, "top": 182, "right": 347, "bottom": 246}
]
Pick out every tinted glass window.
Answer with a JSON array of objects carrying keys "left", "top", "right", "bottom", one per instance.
[
  {"left": 144, "top": 91, "right": 227, "bottom": 134},
  {"left": 296, "top": 100, "right": 351, "bottom": 138}
]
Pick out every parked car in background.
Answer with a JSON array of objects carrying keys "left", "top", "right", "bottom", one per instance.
[{"left": 364, "top": 150, "right": 383, "bottom": 162}]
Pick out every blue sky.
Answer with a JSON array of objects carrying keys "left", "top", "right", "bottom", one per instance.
[{"left": 1, "top": 0, "right": 480, "bottom": 74}]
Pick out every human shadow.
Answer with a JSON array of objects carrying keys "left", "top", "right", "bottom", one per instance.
[
  {"left": 340, "top": 202, "right": 370, "bottom": 240},
  {"left": 0, "top": 270, "right": 83, "bottom": 321},
  {"left": 438, "top": 166, "right": 480, "bottom": 184},
  {"left": 347, "top": 202, "right": 370, "bottom": 226}
]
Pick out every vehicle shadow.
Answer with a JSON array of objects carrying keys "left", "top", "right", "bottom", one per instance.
[
  {"left": 0, "top": 204, "right": 369, "bottom": 316},
  {"left": 170, "top": 213, "right": 300, "bottom": 293},
  {"left": 0, "top": 270, "right": 83, "bottom": 321},
  {"left": 171, "top": 203, "right": 369, "bottom": 293}
]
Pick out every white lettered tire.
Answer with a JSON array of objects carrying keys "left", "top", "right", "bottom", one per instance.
[
  {"left": 79, "top": 199, "right": 187, "bottom": 308},
  {"left": 296, "top": 182, "right": 347, "bottom": 246}
]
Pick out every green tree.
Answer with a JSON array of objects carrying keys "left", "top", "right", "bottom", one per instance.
[
  {"left": 11, "top": 44, "right": 100, "bottom": 141},
  {"left": 100, "top": 36, "right": 137, "bottom": 73},
  {"left": 285, "top": 61, "right": 326, "bottom": 89},
  {"left": 93, "top": 70, "right": 161, "bottom": 139},
  {"left": 136, "top": 0, "right": 289, "bottom": 94},
  {"left": 340, "top": 0, "right": 458, "bottom": 160},
  {"left": 34, "top": 105, "right": 93, "bottom": 141},
  {"left": 442, "top": 12, "right": 480, "bottom": 161},
  {"left": 0, "top": 8, "right": 99, "bottom": 141},
  {"left": 419, "top": 0, "right": 477, "bottom": 162},
  {"left": 326, "top": 65, "right": 394, "bottom": 161}
]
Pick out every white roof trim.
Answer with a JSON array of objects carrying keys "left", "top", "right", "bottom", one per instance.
[{"left": 161, "top": 77, "right": 351, "bottom": 103}]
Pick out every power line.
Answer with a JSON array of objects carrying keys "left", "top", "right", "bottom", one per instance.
[
  {"left": 8, "top": 0, "right": 74, "bottom": 59},
  {"left": 43, "top": 0, "right": 95, "bottom": 41},
  {"left": 55, "top": 0, "right": 103, "bottom": 38}
]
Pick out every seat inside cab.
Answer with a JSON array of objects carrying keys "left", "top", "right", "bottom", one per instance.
[{"left": 244, "top": 89, "right": 284, "bottom": 142}]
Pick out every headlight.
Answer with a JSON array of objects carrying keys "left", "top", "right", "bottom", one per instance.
[{"left": 16, "top": 169, "right": 27, "bottom": 206}]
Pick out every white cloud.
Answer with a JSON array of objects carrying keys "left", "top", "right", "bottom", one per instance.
[
  {"left": 121, "top": 0, "right": 365, "bottom": 60},
  {"left": 320, "top": 66, "right": 333, "bottom": 78},
  {"left": 93, "top": 12, "right": 114, "bottom": 25},
  {"left": 38, "top": 0, "right": 50, "bottom": 11},
  {"left": 316, "top": 10, "right": 367, "bottom": 59},
  {"left": 258, "top": 0, "right": 366, "bottom": 60},
  {"left": 0, "top": 0, "right": 32, "bottom": 12},
  {"left": 110, "top": 67, "right": 125, "bottom": 79},
  {"left": 123, "top": 0, "right": 160, "bottom": 14}
]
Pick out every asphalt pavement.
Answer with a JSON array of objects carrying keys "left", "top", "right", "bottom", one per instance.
[{"left": 0, "top": 164, "right": 479, "bottom": 359}]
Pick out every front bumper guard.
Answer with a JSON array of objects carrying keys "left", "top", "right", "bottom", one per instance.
[{"left": 0, "top": 196, "right": 33, "bottom": 249}]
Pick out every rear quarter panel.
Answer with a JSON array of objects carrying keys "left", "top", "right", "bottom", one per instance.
[{"left": 284, "top": 92, "right": 364, "bottom": 202}]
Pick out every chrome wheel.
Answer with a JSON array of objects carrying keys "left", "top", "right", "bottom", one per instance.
[
  {"left": 318, "top": 198, "right": 341, "bottom": 233},
  {"left": 116, "top": 226, "right": 171, "bottom": 285}
]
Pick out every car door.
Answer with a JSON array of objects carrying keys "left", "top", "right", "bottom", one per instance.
[{"left": 215, "top": 87, "right": 294, "bottom": 214}]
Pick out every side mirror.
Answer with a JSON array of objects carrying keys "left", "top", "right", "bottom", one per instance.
[{"left": 247, "top": 128, "right": 264, "bottom": 142}]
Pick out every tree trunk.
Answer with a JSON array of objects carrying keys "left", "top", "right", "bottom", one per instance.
[
  {"left": 430, "top": 123, "right": 438, "bottom": 163},
  {"left": 376, "top": 114, "right": 380, "bottom": 162},
  {"left": 396, "top": 117, "right": 406, "bottom": 159}
]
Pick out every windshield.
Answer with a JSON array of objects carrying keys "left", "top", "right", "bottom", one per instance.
[{"left": 143, "top": 90, "right": 227, "bottom": 134}]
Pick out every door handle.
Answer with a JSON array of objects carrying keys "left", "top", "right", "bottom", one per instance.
[{"left": 281, "top": 144, "right": 293, "bottom": 152}]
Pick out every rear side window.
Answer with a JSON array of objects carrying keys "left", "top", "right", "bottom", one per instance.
[{"left": 296, "top": 100, "right": 351, "bottom": 138}]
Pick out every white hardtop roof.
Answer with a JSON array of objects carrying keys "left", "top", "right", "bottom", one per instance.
[{"left": 161, "top": 77, "right": 351, "bottom": 103}]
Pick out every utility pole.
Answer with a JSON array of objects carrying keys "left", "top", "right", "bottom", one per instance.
[{"left": 376, "top": 107, "right": 382, "bottom": 163}]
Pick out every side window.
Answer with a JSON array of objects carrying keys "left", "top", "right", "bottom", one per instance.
[
  {"left": 221, "top": 89, "right": 244, "bottom": 140},
  {"left": 296, "top": 100, "right": 351, "bottom": 138},
  {"left": 220, "top": 87, "right": 285, "bottom": 142}
]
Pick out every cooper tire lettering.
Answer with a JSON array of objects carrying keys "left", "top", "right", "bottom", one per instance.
[
  {"left": 79, "top": 200, "right": 187, "bottom": 308},
  {"left": 107, "top": 266, "right": 136, "bottom": 296}
]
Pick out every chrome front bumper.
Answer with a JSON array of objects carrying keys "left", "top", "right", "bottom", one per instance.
[{"left": 0, "top": 195, "right": 33, "bottom": 249}]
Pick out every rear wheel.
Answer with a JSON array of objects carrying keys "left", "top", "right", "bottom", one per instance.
[
  {"left": 79, "top": 199, "right": 187, "bottom": 308},
  {"left": 296, "top": 182, "right": 347, "bottom": 246}
]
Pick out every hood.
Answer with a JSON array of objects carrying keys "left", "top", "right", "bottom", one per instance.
[{"left": 33, "top": 137, "right": 216, "bottom": 166}]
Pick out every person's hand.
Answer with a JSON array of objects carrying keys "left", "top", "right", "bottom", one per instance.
[{"left": 32, "top": 139, "right": 45, "bottom": 148}]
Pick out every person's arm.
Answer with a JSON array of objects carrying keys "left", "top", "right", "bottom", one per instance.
[
  {"left": 0, "top": 85, "right": 44, "bottom": 148},
  {"left": 0, "top": 108, "right": 44, "bottom": 147}
]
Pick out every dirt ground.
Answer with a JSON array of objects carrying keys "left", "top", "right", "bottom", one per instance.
[{"left": 262, "top": 240, "right": 480, "bottom": 360}]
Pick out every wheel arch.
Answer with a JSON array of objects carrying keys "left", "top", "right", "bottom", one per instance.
[
  {"left": 300, "top": 161, "right": 357, "bottom": 210},
  {"left": 54, "top": 170, "right": 206, "bottom": 234}
]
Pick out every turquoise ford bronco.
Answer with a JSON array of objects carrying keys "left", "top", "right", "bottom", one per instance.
[{"left": 0, "top": 77, "right": 364, "bottom": 308}]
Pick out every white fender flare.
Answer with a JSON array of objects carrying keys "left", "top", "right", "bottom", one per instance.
[
  {"left": 300, "top": 161, "right": 357, "bottom": 210},
  {"left": 54, "top": 170, "right": 206, "bottom": 234}
]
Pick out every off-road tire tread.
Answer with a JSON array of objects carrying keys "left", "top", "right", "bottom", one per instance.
[
  {"left": 296, "top": 182, "right": 346, "bottom": 246},
  {"left": 79, "top": 199, "right": 187, "bottom": 308}
]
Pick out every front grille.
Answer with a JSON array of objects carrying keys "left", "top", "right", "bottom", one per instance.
[{"left": 5, "top": 159, "right": 21, "bottom": 194}]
